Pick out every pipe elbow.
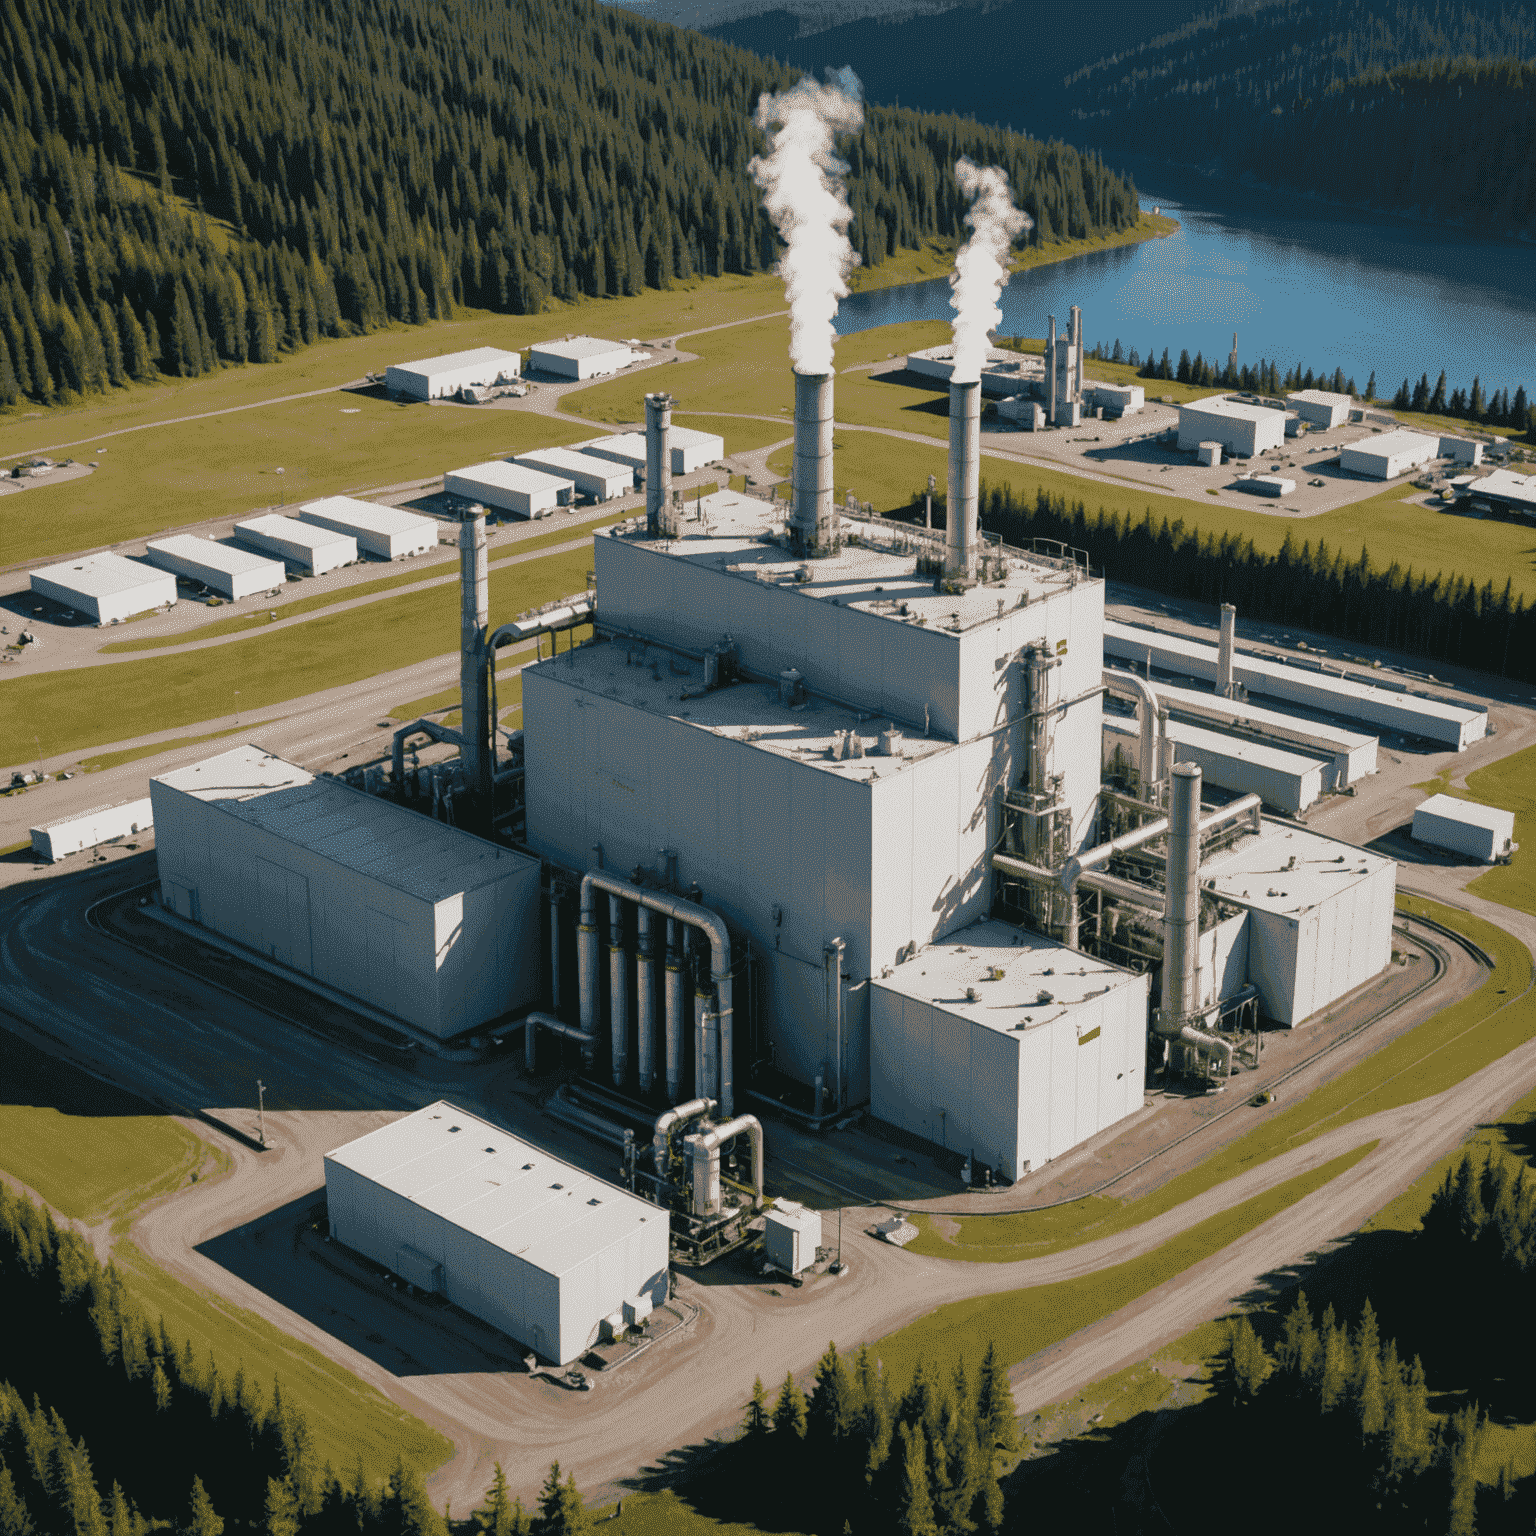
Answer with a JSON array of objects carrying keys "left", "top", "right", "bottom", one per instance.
[{"left": 1060, "top": 855, "right": 1085, "bottom": 895}]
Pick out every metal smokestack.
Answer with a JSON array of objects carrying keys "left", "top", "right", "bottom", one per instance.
[
  {"left": 459, "top": 506, "right": 491, "bottom": 801},
  {"left": 1162, "top": 762, "right": 1203, "bottom": 1026},
  {"left": 1218, "top": 603, "right": 1236, "bottom": 698},
  {"left": 1046, "top": 314, "right": 1057, "bottom": 425},
  {"left": 945, "top": 378, "right": 980, "bottom": 579},
  {"left": 1071, "top": 304, "right": 1083, "bottom": 390},
  {"left": 644, "top": 392, "right": 672, "bottom": 537},
  {"left": 792, "top": 369, "right": 835, "bottom": 555}
]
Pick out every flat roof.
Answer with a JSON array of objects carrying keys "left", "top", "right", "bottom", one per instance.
[
  {"left": 235, "top": 513, "right": 355, "bottom": 549},
  {"left": 154, "top": 746, "right": 530, "bottom": 902},
  {"left": 531, "top": 637, "right": 953, "bottom": 781},
  {"left": 1414, "top": 793, "right": 1514, "bottom": 834},
  {"left": 1286, "top": 390, "right": 1353, "bottom": 408},
  {"left": 1105, "top": 713, "right": 1325, "bottom": 775},
  {"left": 872, "top": 918, "right": 1141, "bottom": 1035},
  {"left": 671, "top": 426, "right": 724, "bottom": 448},
  {"left": 516, "top": 446, "right": 629, "bottom": 478},
  {"left": 1469, "top": 468, "right": 1536, "bottom": 509},
  {"left": 145, "top": 534, "right": 286, "bottom": 575},
  {"left": 390, "top": 346, "right": 520, "bottom": 375},
  {"left": 607, "top": 490, "right": 1098, "bottom": 636},
  {"left": 1117, "top": 675, "right": 1375, "bottom": 753},
  {"left": 297, "top": 496, "right": 437, "bottom": 537},
  {"left": 30, "top": 551, "right": 169, "bottom": 596},
  {"left": 582, "top": 433, "right": 647, "bottom": 462},
  {"left": 447, "top": 461, "right": 572, "bottom": 493},
  {"left": 530, "top": 336, "right": 630, "bottom": 361},
  {"left": 1180, "top": 395, "right": 1285, "bottom": 423},
  {"left": 325, "top": 1102, "right": 660, "bottom": 1278},
  {"left": 1344, "top": 428, "right": 1437, "bottom": 459},
  {"left": 1199, "top": 824, "right": 1393, "bottom": 918}
]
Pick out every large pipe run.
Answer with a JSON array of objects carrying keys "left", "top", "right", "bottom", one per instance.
[
  {"left": 525, "top": 1012, "right": 597, "bottom": 1073},
  {"left": 1103, "top": 669, "right": 1161, "bottom": 795},
  {"left": 548, "top": 884, "right": 562, "bottom": 1014},
  {"left": 644, "top": 392, "right": 673, "bottom": 537},
  {"left": 608, "top": 893, "right": 628, "bottom": 1087},
  {"left": 652, "top": 1098, "right": 716, "bottom": 1172},
  {"left": 1046, "top": 314, "right": 1057, "bottom": 425},
  {"left": 636, "top": 908, "right": 656, "bottom": 1092},
  {"left": 945, "top": 379, "right": 980, "bottom": 579},
  {"left": 1218, "top": 603, "right": 1236, "bottom": 698},
  {"left": 692, "top": 1114, "right": 765, "bottom": 1212},
  {"left": 458, "top": 510, "right": 492, "bottom": 803},
  {"left": 791, "top": 370, "right": 835, "bottom": 556},
  {"left": 664, "top": 920, "right": 684, "bottom": 1100}
]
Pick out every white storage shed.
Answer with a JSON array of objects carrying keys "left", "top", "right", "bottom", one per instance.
[
  {"left": 30, "top": 553, "right": 176, "bottom": 624},
  {"left": 764, "top": 1201, "right": 822, "bottom": 1276},
  {"left": 324, "top": 1103, "right": 670, "bottom": 1365},
  {"left": 1197, "top": 442, "right": 1222, "bottom": 467},
  {"left": 1341, "top": 429, "right": 1438, "bottom": 480},
  {"left": 385, "top": 347, "right": 520, "bottom": 401},
  {"left": 144, "top": 535, "right": 286, "bottom": 600},
  {"left": 1246, "top": 475, "right": 1295, "bottom": 498},
  {"left": 297, "top": 497, "right": 437, "bottom": 560},
  {"left": 1177, "top": 397, "right": 1285, "bottom": 457},
  {"left": 1412, "top": 793, "right": 1516, "bottom": 863},
  {"left": 513, "top": 448, "right": 631, "bottom": 502},
  {"left": 151, "top": 746, "right": 541, "bottom": 1038},
  {"left": 234, "top": 514, "right": 356, "bottom": 576},
  {"left": 1286, "top": 390, "right": 1353, "bottom": 428},
  {"left": 31, "top": 798, "right": 153, "bottom": 862},
  {"left": 528, "top": 337, "right": 634, "bottom": 380},
  {"left": 870, "top": 920, "right": 1149, "bottom": 1181},
  {"left": 445, "top": 462, "right": 571, "bottom": 519}
]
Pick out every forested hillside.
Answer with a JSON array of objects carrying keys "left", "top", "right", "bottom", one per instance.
[{"left": 0, "top": 0, "right": 1140, "bottom": 409}]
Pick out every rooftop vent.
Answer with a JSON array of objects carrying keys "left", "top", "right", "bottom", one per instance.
[
  {"left": 551, "top": 1182, "right": 564, "bottom": 1190},
  {"left": 448, "top": 1126, "right": 461, "bottom": 1133}
]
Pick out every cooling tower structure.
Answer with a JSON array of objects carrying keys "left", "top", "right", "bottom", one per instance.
[
  {"left": 790, "top": 370, "right": 837, "bottom": 556},
  {"left": 645, "top": 392, "right": 673, "bottom": 537},
  {"left": 945, "top": 379, "right": 981, "bottom": 581}
]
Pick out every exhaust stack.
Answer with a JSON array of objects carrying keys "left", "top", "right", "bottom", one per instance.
[
  {"left": 945, "top": 379, "right": 980, "bottom": 579},
  {"left": 458, "top": 508, "right": 492, "bottom": 801},
  {"left": 1046, "top": 314, "right": 1057, "bottom": 424},
  {"left": 1218, "top": 603, "right": 1236, "bottom": 698},
  {"left": 645, "top": 392, "right": 673, "bottom": 537},
  {"left": 791, "top": 370, "right": 836, "bottom": 555}
]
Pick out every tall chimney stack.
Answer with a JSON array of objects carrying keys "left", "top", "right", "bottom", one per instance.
[
  {"left": 459, "top": 506, "right": 492, "bottom": 802},
  {"left": 1046, "top": 314, "right": 1057, "bottom": 425},
  {"left": 791, "top": 369, "right": 836, "bottom": 555},
  {"left": 1162, "top": 762, "right": 1203, "bottom": 1027},
  {"left": 644, "top": 392, "right": 672, "bottom": 537},
  {"left": 1071, "top": 304, "right": 1083, "bottom": 394},
  {"left": 945, "top": 378, "right": 980, "bottom": 579},
  {"left": 1218, "top": 603, "right": 1236, "bottom": 698}
]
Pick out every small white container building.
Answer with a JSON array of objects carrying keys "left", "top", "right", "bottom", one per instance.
[
  {"left": 297, "top": 497, "right": 437, "bottom": 560},
  {"left": 1246, "top": 475, "right": 1295, "bottom": 498},
  {"left": 445, "top": 461, "right": 572, "bottom": 519},
  {"left": 324, "top": 1102, "right": 670, "bottom": 1365},
  {"left": 234, "top": 514, "right": 356, "bottom": 576},
  {"left": 1087, "top": 382, "right": 1144, "bottom": 416},
  {"left": 385, "top": 347, "right": 520, "bottom": 402},
  {"left": 1437, "top": 437, "right": 1483, "bottom": 467},
  {"left": 1412, "top": 793, "right": 1517, "bottom": 863},
  {"left": 31, "top": 797, "right": 153, "bottom": 862},
  {"left": 151, "top": 746, "right": 541, "bottom": 1037},
  {"left": 144, "top": 535, "right": 285, "bottom": 599},
  {"left": 1177, "top": 397, "right": 1286, "bottom": 457},
  {"left": 870, "top": 920, "right": 1149, "bottom": 1181},
  {"left": 764, "top": 1201, "right": 822, "bottom": 1276},
  {"left": 528, "top": 337, "right": 634, "bottom": 380},
  {"left": 1286, "top": 390, "right": 1353, "bottom": 428},
  {"left": 1197, "top": 442, "right": 1223, "bottom": 467},
  {"left": 30, "top": 553, "right": 175, "bottom": 624},
  {"left": 1341, "top": 429, "right": 1439, "bottom": 480},
  {"left": 513, "top": 448, "right": 631, "bottom": 502}
]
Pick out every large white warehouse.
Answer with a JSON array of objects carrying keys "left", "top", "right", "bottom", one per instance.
[
  {"left": 385, "top": 347, "right": 520, "bottom": 402},
  {"left": 235, "top": 515, "right": 356, "bottom": 576},
  {"left": 1285, "top": 390, "right": 1353, "bottom": 428},
  {"left": 31, "top": 797, "right": 152, "bottom": 862},
  {"left": 30, "top": 553, "right": 175, "bottom": 624},
  {"left": 1341, "top": 429, "right": 1439, "bottom": 480},
  {"left": 151, "top": 746, "right": 541, "bottom": 1038},
  {"left": 1412, "top": 793, "right": 1517, "bottom": 863},
  {"left": 325, "top": 1103, "right": 670, "bottom": 1364},
  {"left": 582, "top": 427, "right": 725, "bottom": 477},
  {"left": 1177, "top": 397, "right": 1286, "bottom": 457},
  {"left": 446, "top": 462, "right": 571, "bottom": 520},
  {"left": 513, "top": 448, "right": 631, "bottom": 502},
  {"left": 297, "top": 497, "right": 437, "bottom": 560},
  {"left": 528, "top": 337, "right": 634, "bottom": 380},
  {"left": 144, "top": 535, "right": 286, "bottom": 600}
]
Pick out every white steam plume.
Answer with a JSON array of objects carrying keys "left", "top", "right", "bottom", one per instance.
[
  {"left": 749, "top": 69, "right": 864, "bottom": 376},
  {"left": 949, "top": 159, "right": 1032, "bottom": 384}
]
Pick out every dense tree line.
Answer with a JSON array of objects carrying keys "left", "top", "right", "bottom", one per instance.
[
  {"left": 1065, "top": 1, "right": 1536, "bottom": 235},
  {"left": 0, "top": 0, "right": 1140, "bottom": 408},
  {"left": 918, "top": 483, "right": 1536, "bottom": 682}
]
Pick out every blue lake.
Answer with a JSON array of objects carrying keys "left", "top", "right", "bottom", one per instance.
[{"left": 835, "top": 178, "right": 1536, "bottom": 399}]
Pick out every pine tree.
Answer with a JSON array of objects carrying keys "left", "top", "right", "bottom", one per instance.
[
  {"left": 894, "top": 1425, "right": 938, "bottom": 1536},
  {"left": 741, "top": 1377, "right": 772, "bottom": 1440},
  {"left": 183, "top": 1479, "right": 222, "bottom": 1536},
  {"left": 0, "top": 1468, "right": 34, "bottom": 1536},
  {"left": 973, "top": 1344, "right": 1019, "bottom": 1455},
  {"left": 531, "top": 1466, "right": 587, "bottom": 1536},
  {"left": 772, "top": 1374, "right": 807, "bottom": 1439},
  {"left": 264, "top": 1480, "right": 299, "bottom": 1536},
  {"left": 1444, "top": 1405, "right": 1480, "bottom": 1536},
  {"left": 808, "top": 1343, "right": 858, "bottom": 1448}
]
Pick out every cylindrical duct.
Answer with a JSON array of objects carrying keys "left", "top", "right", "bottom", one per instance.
[
  {"left": 693, "top": 989, "right": 710, "bottom": 1101},
  {"left": 1218, "top": 603, "right": 1236, "bottom": 698},
  {"left": 458, "top": 510, "right": 491, "bottom": 801},
  {"left": 644, "top": 393, "right": 673, "bottom": 537},
  {"left": 1071, "top": 304, "right": 1083, "bottom": 394},
  {"left": 548, "top": 885, "right": 562, "bottom": 1014},
  {"left": 1046, "top": 315, "right": 1057, "bottom": 425},
  {"left": 1158, "top": 707, "right": 1174, "bottom": 784},
  {"left": 578, "top": 887, "right": 599, "bottom": 1042},
  {"left": 608, "top": 894, "right": 628, "bottom": 1087},
  {"left": 1163, "top": 762, "right": 1203, "bottom": 1026},
  {"left": 945, "top": 380, "right": 980, "bottom": 580},
  {"left": 664, "top": 921, "right": 684, "bottom": 1101},
  {"left": 791, "top": 370, "right": 835, "bottom": 555},
  {"left": 636, "top": 908, "right": 655, "bottom": 1092}
]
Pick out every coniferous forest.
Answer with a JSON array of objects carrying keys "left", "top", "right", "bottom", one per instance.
[{"left": 0, "top": 0, "right": 1141, "bottom": 409}]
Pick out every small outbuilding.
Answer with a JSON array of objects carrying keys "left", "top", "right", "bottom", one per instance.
[
  {"left": 324, "top": 1102, "right": 670, "bottom": 1364},
  {"left": 1412, "top": 793, "right": 1516, "bottom": 863},
  {"left": 1438, "top": 437, "right": 1483, "bottom": 467},
  {"left": 445, "top": 461, "right": 571, "bottom": 519},
  {"left": 234, "top": 514, "right": 357, "bottom": 576},
  {"left": 1462, "top": 468, "right": 1536, "bottom": 520},
  {"left": 528, "top": 337, "right": 634, "bottom": 381},
  {"left": 297, "top": 497, "right": 438, "bottom": 560},
  {"left": 1286, "top": 389, "right": 1353, "bottom": 428},
  {"left": 1177, "top": 396, "right": 1286, "bottom": 457},
  {"left": 31, "top": 797, "right": 153, "bottom": 862},
  {"left": 1245, "top": 475, "right": 1295, "bottom": 498},
  {"left": 1340, "top": 429, "right": 1438, "bottom": 480},
  {"left": 145, "top": 535, "right": 286, "bottom": 600},
  {"left": 513, "top": 447, "right": 632, "bottom": 502},
  {"left": 764, "top": 1200, "right": 822, "bottom": 1276},
  {"left": 385, "top": 348, "right": 521, "bottom": 402},
  {"left": 29, "top": 552, "right": 176, "bottom": 624},
  {"left": 1197, "top": 441, "right": 1222, "bottom": 467}
]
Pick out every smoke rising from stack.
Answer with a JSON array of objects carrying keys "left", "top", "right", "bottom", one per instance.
[
  {"left": 749, "top": 69, "right": 864, "bottom": 376},
  {"left": 948, "top": 159, "right": 1031, "bottom": 384}
]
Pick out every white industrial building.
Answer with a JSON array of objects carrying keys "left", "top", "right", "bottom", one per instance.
[
  {"left": 144, "top": 535, "right": 286, "bottom": 599},
  {"left": 513, "top": 448, "right": 631, "bottom": 502},
  {"left": 582, "top": 427, "right": 725, "bottom": 477},
  {"left": 1286, "top": 390, "right": 1353, "bottom": 428},
  {"left": 324, "top": 1103, "right": 669, "bottom": 1364},
  {"left": 870, "top": 919, "right": 1149, "bottom": 1180},
  {"left": 903, "top": 344, "right": 1041, "bottom": 398},
  {"left": 151, "top": 746, "right": 541, "bottom": 1038},
  {"left": 1438, "top": 437, "right": 1483, "bottom": 467},
  {"left": 386, "top": 347, "right": 520, "bottom": 402},
  {"left": 1463, "top": 467, "right": 1536, "bottom": 520},
  {"left": 445, "top": 462, "right": 571, "bottom": 519},
  {"left": 1177, "top": 397, "right": 1286, "bottom": 457},
  {"left": 30, "top": 798, "right": 152, "bottom": 862},
  {"left": 234, "top": 514, "right": 356, "bottom": 576},
  {"left": 1197, "top": 442, "right": 1222, "bottom": 467},
  {"left": 764, "top": 1200, "right": 821, "bottom": 1276},
  {"left": 1412, "top": 794, "right": 1516, "bottom": 863},
  {"left": 1246, "top": 475, "right": 1294, "bottom": 498},
  {"left": 1341, "top": 429, "right": 1439, "bottom": 480},
  {"left": 30, "top": 553, "right": 176, "bottom": 624},
  {"left": 528, "top": 337, "right": 634, "bottom": 380},
  {"left": 297, "top": 497, "right": 437, "bottom": 560}
]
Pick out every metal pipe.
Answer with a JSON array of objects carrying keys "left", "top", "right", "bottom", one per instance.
[
  {"left": 458, "top": 509, "right": 492, "bottom": 803},
  {"left": 644, "top": 392, "right": 673, "bottom": 537},
  {"left": 1218, "top": 602, "right": 1236, "bottom": 698},
  {"left": 1071, "top": 304, "right": 1083, "bottom": 401},
  {"left": 1176, "top": 1023, "right": 1234, "bottom": 1076},
  {"left": 994, "top": 852, "right": 1163, "bottom": 918},
  {"left": 693, "top": 989, "right": 711, "bottom": 1101},
  {"left": 544, "top": 1085, "right": 628, "bottom": 1148},
  {"left": 1102, "top": 668, "right": 1161, "bottom": 794},
  {"left": 945, "top": 379, "right": 980, "bottom": 579},
  {"left": 824, "top": 938, "right": 846, "bottom": 1111},
  {"left": 652, "top": 1097, "right": 716, "bottom": 1172},
  {"left": 608, "top": 893, "right": 628, "bottom": 1087},
  {"left": 636, "top": 907, "right": 655, "bottom": 1092},
  {"left": 525, "top": 1011, "right": 597, "bottom": 1073},
  {"left": 548, "top": 884, "right": 562, "bottom": 1014},
  {"left": 578, "top": 884, "right": 600, "bottom": 1046},
  {"left": 1046, "top": 315, "right": 1057, "bottom": 425},
  {"left": 664, "top": 919, "right": 684, "bottom": 1100},
  {"left": 1158, "top": 707, "right": 1174, "bottom": 783},
  {"left": 791, "top": 370, "right": 835, "bottom": 556},
  {"left": 694, "top": 1113, "right": 765, "bottom": 1211},
  {"left": 1061, "top": 815, "right": 1170, "bottom": 895},
  {"left": 1162, "top": 762, "right": 1202, "bottom": 1027}
]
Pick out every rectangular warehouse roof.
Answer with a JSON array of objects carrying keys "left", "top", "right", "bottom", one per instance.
[
  {"left": 1199, "top": 825, "right": 1394, "bottom": 918},
  {"left": 324, "top": 1102, "right": 662, "bottom": 1277},
  {"left": 1287, "top": 390, "right": 1353, "bottom": 411},
  {"left": 1467, "top": 468, "right": 1536, "bottom": 515},
  {"left": 30, "top": 551, "right": 170, "bottom": 600},
  {"left": 154, "top": 746, "right": 522, "bottom": 901},
  {"left": 297, "top": 496, "right": 437, "bottom": 540},
  {"left": 390, "top": 346, "right": 520, "bottom": 376},
  {"left": 1181, "top": 395, "right": 1284, "bottom": 424},
  {"left": 235, "top": 513, "right": 356, "bottom": 556},
  {"left": 1341, "top": 429, "right": 1438, "bottom": 470},
  {"left": 449, "top": 461, "right": 571, "bottom": 495},
  {"left": 580, "top": 433, "right": 648, "bottom": 469},
  {"left": 1414, "top": 792, "right": 1515, "bottom": 838},
  {"left": 531, "top": 336, "right": 631, "bottom": 363},
  {"left": 145, "top": 535, "right": 286, "bottom": 587},
  {"left": 514, "top": 447, "right": 631, "bottom": 493}
]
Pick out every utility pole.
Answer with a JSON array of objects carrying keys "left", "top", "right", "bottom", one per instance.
[{"left": 256, "top": 1080, "right": 267, "bottom": 1148}]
